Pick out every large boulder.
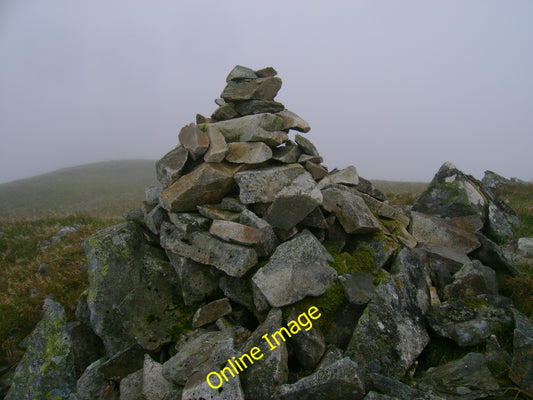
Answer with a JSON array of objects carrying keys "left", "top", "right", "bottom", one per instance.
[
  {"left": 83, "top": 222, "right": 184, "bottom": 355},
  {"left": 252, "top": 230, "right": 336, "bottom": 307}
]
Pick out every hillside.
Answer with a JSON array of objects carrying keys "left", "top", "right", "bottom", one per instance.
[{"left": 0, "top": 160, "right": 158, "bottom": 219}]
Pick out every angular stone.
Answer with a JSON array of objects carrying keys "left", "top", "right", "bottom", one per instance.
[
  {"left": 322, "top": 185, "right": 380, "bottom": 234},
  {"left": 83, "top": 223, "right": 183, "bottom": 355},
  {"left": 239, "top": 209, "right": 280, "bottom": 257},
  {"left": 220, "top": 196, "right": 246, "bottom": 212},
  {"left": 192, "top": 298, "right": 232, "bottom": 328},
  {"left": 427, "top": 294, "right": 514, "bottom": 346},
  {"left": 443, "top": 260, "right": 497, "bottom": 300},
  {"left": 100, "top": 344, "right": 146, "bottom": 380},
  {"left": 207, "top": 113, "right": 284, "bottom": 142},
  {"left": 472, "top": 232, "right": 518, "bottom": 276},
  {"left": 419, "top": 352, "right": 502, "bottom": 399},
  {"left": 252, "top": 230, "right": 336, "bottom": 307},
  {"left": 211, "top": 103, "right": 239, "bottom": 121},
  {"left": 160, "top": 162, "right": 239, "bottom": 212},
  {"left": 226, "top": 142, "right": 272, "bottom": 164},
  {"left": 204, "top": 126, "right": 228, "bottom": 163},
  {"left": 156, "top": 145, "right": 188, "bottom": 187},
  {"left": 482, "top": 169, "right": 511, "bottom": 191},
  {"left": 339, "top": 272, "right": 376, "bottom": 305},
  {"left": 162, "top": 329, "right": 235, "bottom": 386},
  {"left": 277, "top": 358, "right": 365, "bottom": 400},
  {"left": 295, "top": 133, "right": 320, "bottom": 156},
  {"left": 178, "top": 123, "right": 210, "bottom": 160},
  {"left": 272, "top": 141, "right": 301, "bottom": 163},
  {"left": 142, "top": 355, "right": 174, "bottom": 400},
  {"left": 221, "top": 76, "right": 282, "bottom": 101},
  {"left": 356, "top": 177, "right": 387, "bottom": 201},
  {"left": 182, "top": 367, "right": 245, "bottom": 400},
  {"left": 354, "top": 237, "right": 400, "bottom": 270},
  {"left": 361, "top": 193, "right": 409, "bottom": 226},
  {"left": 265, "top": 171, "right": 323, "bottom": 230},
  {"left": 301, "top": 207, "right": 328, "bottom": 229},
  {"left": 448, "top": 214, "right": 484, "bottom": 234},
  {"left": 119, "top": 369, "right": 143, "bottom": 400},
  {"left": 226, "top": 65, "right": 258, "bottom": 81},
  {"left": 234, "top": 100, "right": 285, "bottom": 116},
  {"left": 324, "top": 216, "right": 347, "bottom": 252},
  {"left": 509, "top": 309, "right": 533, "bottom": 393},
  {"left": 409, "top": 211, "right": 480, "bottom": 254},
  {"left": 346, "top": 249, "right": 431, "bottom": 381},
  {"left": 276, "top": 109, "right": 311, "bottom": 133},
  {"left": 486, "top": 202, "right": 515, "bottom": 243},
  {"left": 197, "top": 204, "right": 240, "bottom": 222},
  {"left": 218, "top": 275, "right": 254, "bottom": 310},
  {"left": 413, "top": 161, "right": 487, "bottom": 218},
  {"left": 371, "top": 374, "right": 430, "bottom": 400},
  {"left": 6, "top": 299, "right": 98, "bottom": 400},
  {"left": 168, "top": 212, "right": 210, "bottom": 234},
  {"left": 315, "top": 344, "right": 343, "bottom": 371},
  {"left": 166, "top": 252, "right": 219, "bottom": 306},
  {"left": 303, "top": 161, "right": 327, "bottom": 181},
  {"left": 298, "top": 154, "right": 323, "bottom": 163},
  {"left": 318, "top": 166, "right": 359, "bottom": 189},
  {"left": 209, "top": 219, "right": 265, "bottom": 245},
  {"left": 485, "top": 334, "right": 512, "bottom": 372},
  {"left": 235, "top": 163, "right": 307, "bottom": 204},
  {"left": 144, "top": 204, "right": 167, "bottom": 235},
  {"left": 240, "top": 128, "right": 288, "bottom": 146},
  {"left": 76, "top": 358, "right": 107, "bottom": 400},
  {"left": 288, "top": 310, "right": 326, "bottom": 370},
  {"left": 255, "top": 66, "right": 277, "bottom": 78},
  {"left": 144, "top": 185, "right": 163, "bottom": 206},
  {"left": 240, "top": 309, "right": 288, "bottom": 400},
  {"left": 162, "top": 231, "right": 257, "bottom": 278}
]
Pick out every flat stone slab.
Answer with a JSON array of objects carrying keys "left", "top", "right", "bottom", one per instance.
[
  {"left": 226, "top": 142, "right": 272, "bottom": 164},
  {"left": 159, "top": 162, "right": 239, "bottom": 212},
  {"left": 207, "top": 113, "right": 283, "bottom": 142},
  {"left": 192, "top": 298, "right": 232, "bottom": 328},
  {"left": 252, "top": 230, "right": 336, "bottom": 307},
  {"left": 209, "top": 219, "right": 265, "bottom": 246},
  {"left": 221, "top": 76, "right": 282, "bottom": 101},
  {"left": 276, "top": 109, "right": 311, "bottom": 133},
  {"left": 204, "top": 126, "right": 228, "bottom": 163}
]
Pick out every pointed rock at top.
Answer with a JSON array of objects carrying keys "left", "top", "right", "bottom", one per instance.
[
  {"left": 255, "top": 66, "right": 278, "bottom": 78},
  {"left": 221, "top": 77, "right": 282, "bottom": 102},
  {"left": 226, "top": 65, "right": 258, "bottom": 81},
  {"left": 295, "top": 134, "right": 320, "bottom": 157},
  {"left": 178, "top": 123, "right": 210, "bottom": 160}
]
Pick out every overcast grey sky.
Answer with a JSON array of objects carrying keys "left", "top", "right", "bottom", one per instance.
[{"left": 1, "top": 1, "right": 532, "bottom": 184}]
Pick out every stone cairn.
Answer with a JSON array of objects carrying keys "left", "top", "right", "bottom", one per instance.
[{"left": 6, "top": 66, "right": 533, "bottom": 400}]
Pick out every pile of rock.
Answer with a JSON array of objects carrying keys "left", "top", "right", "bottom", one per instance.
[{"left": 6, "top": 66, "right": 533, "bottom": 400}]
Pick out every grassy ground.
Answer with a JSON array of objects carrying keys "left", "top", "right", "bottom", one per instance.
[{"left": 0, "top": 214, "right": 122, "bottom": 369}]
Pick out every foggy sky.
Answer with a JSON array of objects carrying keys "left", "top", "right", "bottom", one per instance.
[{"left": 1, "top": 0, "right": 532, "bottom": 184}]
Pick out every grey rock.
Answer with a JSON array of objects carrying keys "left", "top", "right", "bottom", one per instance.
[
  {"left": 210, "top": 219, "right": 265, "bottom": 246},
  {"left": 419, "top": 352, "right": 502, "bottom": 400},
  {"left": 323, "top": 216, "right": 347, "bottom": 252},
  {"left": 305, "top": 161, "right": 328, "bottom": 180},
  {"left": 471, "top": 232, "right": 518, "bottom": 276},
  {"left": 76, "top": 358, "right": 107, "bottom": 400},
  {"left": 252, "top": 280, "right": 270, "bottom": 313},
  {"left": 142, "top": 355, "right": 174, "bottom": 400},
  {"left": 301, "top": 207, "right": 328, "bottom": 229},
  {"left": 204, "top": 126, "right": 228, "bottom": 163},
  {"left": 144, "top": 185, "right": 163, "bottom": 206},
  {"left": 38, "top": 263, "right": 50, "bottom": 275},
  {"left": 219, "top": 275, "right": 254, "bottom": 310},
  {"left": 486, "top": 202, "right": 515, "bottom": 243},
  {"left": 211, "top": 103, "right": 239, "bottom": 121},
  {"left": 409, "top": 211, "right": 480, "bottom": 254},
  {"left": 322, "top": 185, "right": 380, "bottom": 234},
  {"left": 356, "top": 177, "right": 386, "bottom": 201},
  {"left": 346, "top": 249, "right": 431, "bottom": 382},
  {"left": 413, "top": 162, "right": 487, "bottom": 218},
  {"left": 234, "top": 163, "right": 307, "bottom": 204},
  {"left": 40, "top": 225, "right": 79, "bottom": 250},
  {"left": 119, "top": 369, "right": 143, "bottom": 400},
  {"left": 144, "top": 204, "right": 167, "bottom": 235},
  {"left": 182, "top": 366, "right": 245, "bottom": 400},
  {"left": 506, "top": 237, "right": 533, "bottom": 267},
  {"left": 427, "top": 294, "right": 514, "bottom": 346},
  {"left": 159, "top": 162, "right": 239, "bottom": 212},
  {"left": 220, "top": 196, "right": 246, "bottom": 212},
  {"left": 75, "top": 292, "right": 91, "bottom": 328},
  {"left": 156, "top": 146, "right": 189, "bottom": 188},
  {"left": 265, "top": 171, "right": 323, "bottom": 230},
  {"left": 354, "top": 237, "right": 399, "bottom": 270},
  {"left": 196, "top": 112, "right": 209, "bottom": 123},
  {"left": 360, "top": 193, "right": 410, "bottom": 226},
  {"left": 295, "top": 133, "right": 320, "bottom": 156},
  {"left": 197, "top": 204, "right": 240, "bottom": 222},
  {"left": 448, "top": 214, "right": 484, "bottom": 234},
  {"left": 178, "top": 123, "right": 210, "bottom": 160},
  {"left": 192, "top": 298, "right": 232, "bottom": 328},
  {"left": 168, "top": 212, "right": 210, "bottom": 234},
  {"left": 371, "top": 374, "right": 431, "bottom": 400},
  {"left": 482, "top": 170, "right": 511, "bottom": 191},
  {"left": 207, "top": 113, "right": 284, "bottom": 142},
  {"left": 485, "top": 334, "right": 512, "bottom": 373},
  {"left": 234, "top": 99, "right": 285, "bottom": 116},
  {"left": 252, "top": 230, "right": 336, "bottom": 307},
  {"left": 315, "top": 344, "right": 343, "bottom": 371},
  {"left": 443, "top": 260, "right": 497, "bottom": 300},
  {"left": 226, "top": 65, "right": 257, "bottom": 81},
  {"left": 272, "top": 141, "right": 301, "bottom": 163},
  {"left": 226, "top": 142, "right": 273, "bottom": 164},
  {"left": 363, "top": 392, "right": 398, "bottom": 400},
  {"left": 277, "top": 357, "right": 365, "bottom": 400},
  {"left": 240, "top": 308, "right": 289, "bottom": 400},
  {"left": 509, "top": 309, "right": 533, "bottom": 393},
  {"left": 162, "top": 329, "right": 235, "bottom": 386},
  {"left": 298, "top": 154, "right": 323, "bottom": 164},
  {"left": 274, "top": 226, "right": 299, "bottom": 241},
  {"left": 7, "top": 299, "right": 80, "bottom": 400},
  {"left": 221, "top": 76, "right": 282, "bottom": 101},
  {"left": 255, "top": 66, "right": 277, "bottom": 78},
  {"left": 166, "top": 251, "right": 219, "bottom": 306},
  {"left": 239, "top": 128, "right": 288, "bottom": 146},
  {"left": 99, "top": 344, "right": 146, "bottom": 381},
  {"left": 239, "top": 209, "right": 280, "bottom": 257},
  {"left": 288, "top": 310, "right": 326, "bottom": 370},
  {"left": 339, "top": 272, "right": 376, "bottom": 305},
  {"left": 276, "top": 109, "right": 311, "bottom": 133},
  {"left": 83, "top": 223, "right": 183, "bottom": 355},
  {"left": 162, "top": 231, "right": 257, "bottom": 278},
  {"left": 318, "top": 165, "right": 359, "bottom": 188}
]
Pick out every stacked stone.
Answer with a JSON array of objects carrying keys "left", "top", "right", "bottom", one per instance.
[{"left": 7, "top": 66, "right": 533, "bottom": 400}]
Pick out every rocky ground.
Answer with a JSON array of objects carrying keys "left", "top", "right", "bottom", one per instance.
[{"left": 3, "top": 66, "right": 533, "bottom": 400}]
